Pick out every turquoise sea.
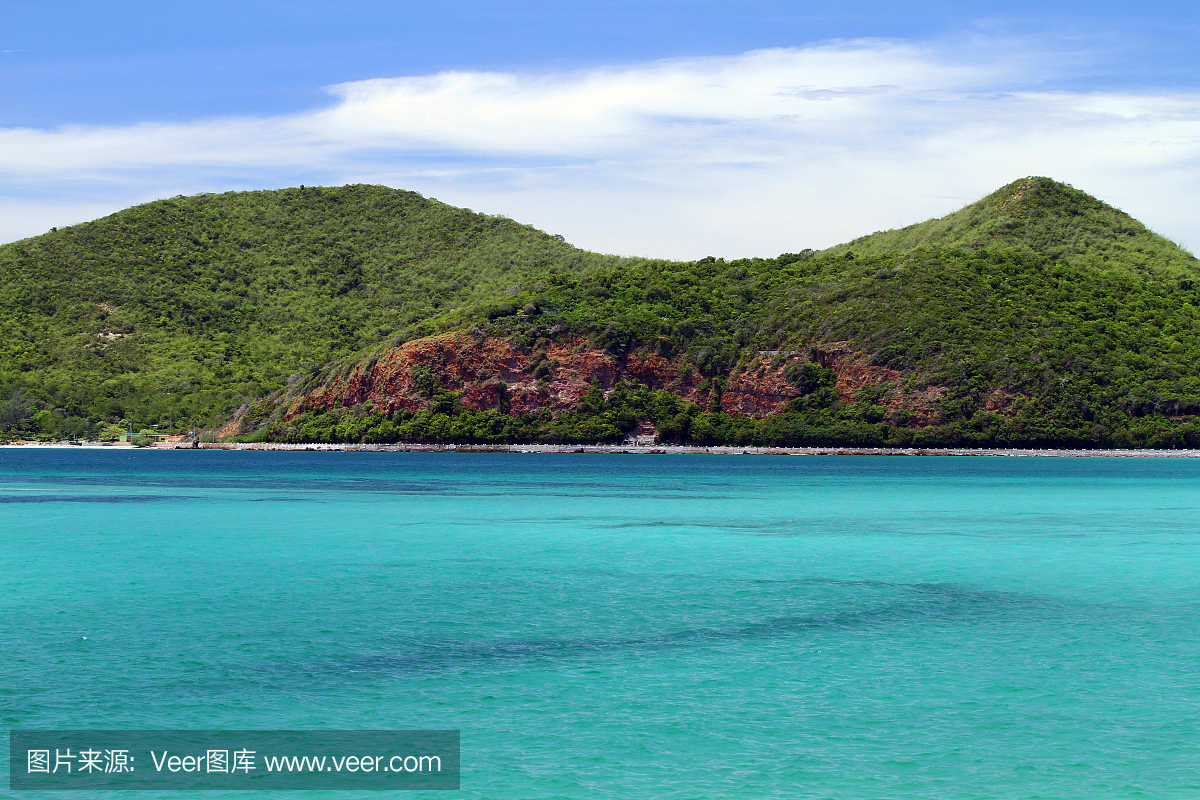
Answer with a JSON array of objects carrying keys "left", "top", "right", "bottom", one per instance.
[{"left": 3, "top": 450, "right": 1200, "bottom": 799}]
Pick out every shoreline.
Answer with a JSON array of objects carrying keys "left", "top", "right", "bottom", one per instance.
[
  {"left": 197, "top": 443, "right": 1200, "bottom": 457},
  {"left": 5, "top": 441, "right": 1200, "bottom": 457}
]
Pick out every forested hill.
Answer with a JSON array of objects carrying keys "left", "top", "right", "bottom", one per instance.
[
  {"left": 6, "top": 177, "right": 1200, "bottom": 449},
  {"left": 231, "top": 178, "right": 1200, "bottom": 450},
  {"left": 245, "top": 234, "right": 1200, "bottom": 449},
  {"left": 0, "top": 185, "right": 632, "bottom": 435},
  {"left": 820, "top": 177, "right": 1199, "bottom": 277}
]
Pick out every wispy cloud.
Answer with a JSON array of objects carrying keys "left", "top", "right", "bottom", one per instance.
[{"left": 3, "top": 39, "right": 1199, "bottom": 257}]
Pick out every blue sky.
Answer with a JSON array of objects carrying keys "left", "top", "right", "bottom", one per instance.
[{"left": 3, "top": 1, "right": 1199, "bottom": 256}]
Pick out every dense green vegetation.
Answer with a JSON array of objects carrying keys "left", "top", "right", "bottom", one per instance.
[
  {"left": 254, "top": 241, "right": 1200, "bottom": 448},
  {"left": 821, "top": 177, "right": 1198, "bottom": 278},
  {"left": 7, "top": 176, "right": 1200, "bottom": 448},
  {"left": 0, "top": 185, "right": 629, "bottom": 438},
  {"left": 272, "top": 380, "right": 635, "bottom": 445}
]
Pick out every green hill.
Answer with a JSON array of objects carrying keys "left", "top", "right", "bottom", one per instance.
[
  {"left": 6, "top": 177, "right": 1200, "bottom": 449},
  {"left": 0, "top": 185, "right": 631, "bottom": 436},
  {"left": 217, "top": 233, "right": 1200, "bottom": 449},
  {"left": 821, "top": 177, "right": 1199, "bottom": 277}
]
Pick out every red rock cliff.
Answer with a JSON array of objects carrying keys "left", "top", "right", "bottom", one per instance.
[{"left": 286, "top": 332, "right": 953, "bottom": 425}]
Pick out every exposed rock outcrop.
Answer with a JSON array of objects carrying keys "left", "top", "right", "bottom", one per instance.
[
  {"left": 293, "top": 333, "right": 708, "bottom": 417},
  {"left": 283, "top": 332, "right": 950, "bottom": 426}
]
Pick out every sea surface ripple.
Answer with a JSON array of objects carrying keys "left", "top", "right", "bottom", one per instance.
[{"left": 3, "top": 451, "right": 1199, "bottom": 799}]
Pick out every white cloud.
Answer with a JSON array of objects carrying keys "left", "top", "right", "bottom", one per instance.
[{"left": 2, "top": 39, "right": 1199, "bottom": 258}]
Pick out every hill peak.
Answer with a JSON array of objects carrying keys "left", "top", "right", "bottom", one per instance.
[
  {"left": 822, "top": 177, "right": 1197, "bottom": 277},
  {"left": 981, "top": 176, "right": 1107, "bottom": 216}
]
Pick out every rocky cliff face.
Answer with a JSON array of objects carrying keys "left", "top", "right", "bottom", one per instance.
[
  {"left": 293, "top": 333, "right": 705, "bottom": 418},
  {"left": 285, "top": 332, "right": 953, "bottom": 425},
  {"left": 808, "top": 342, "right": 947, "bottom": 425}
]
